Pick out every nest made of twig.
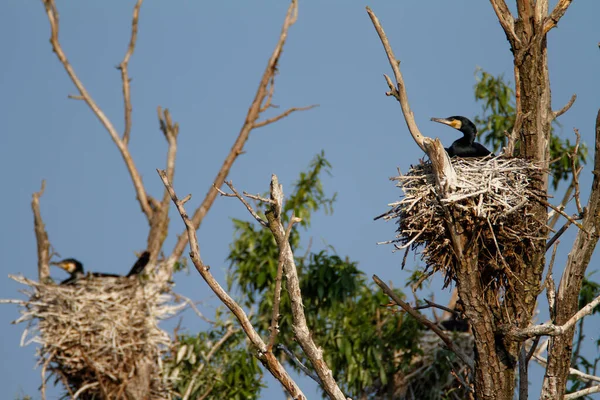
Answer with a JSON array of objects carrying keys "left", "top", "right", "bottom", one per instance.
[
  {"left": 11, "top": 273, "right": 184, "bottom": 399},
  {"left": 379, "top": 156, "right": 547, "bottom": 287}
]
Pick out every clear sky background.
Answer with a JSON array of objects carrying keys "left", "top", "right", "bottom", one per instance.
[{"left": 1, "top": 1, "right": 599, "bottom": 399}]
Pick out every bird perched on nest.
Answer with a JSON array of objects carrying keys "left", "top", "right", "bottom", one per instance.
[
  {"left": 52, "top": 251, "right": 151, "bottom": 284},
  {"left": 430, "top": 116, "right": 492, "bottom": 158}
]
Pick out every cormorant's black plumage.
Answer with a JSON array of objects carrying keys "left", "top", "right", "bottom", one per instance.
[
  {"left": 52, "top": 258, "right": 120, "bottom": 284},
  {"left": 127, "top": 251, "right": 150, "bottom": 277},
  {"left": 52, "top": 251, "right": 151, "bottom": 284},
  {"left": 430, "top": 116, "right": 492, "bottom": 158}
]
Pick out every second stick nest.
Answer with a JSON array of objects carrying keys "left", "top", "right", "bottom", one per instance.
[
  {"left": 380, "top": 156, "right": 547, "bottom": 286},
  {"left": 11, "top": 273, "right": 184, "bottom": 399}
]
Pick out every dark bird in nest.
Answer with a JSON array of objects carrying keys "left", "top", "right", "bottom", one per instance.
[
  {"left": 52, "top": 251, "right": 151, "bottom": 284},
  {"left": 430, "top": 116, "right": 493, "bottom": 158}
]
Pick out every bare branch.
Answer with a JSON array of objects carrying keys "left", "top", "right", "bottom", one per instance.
[
  {"left": 277, "top": 344, "right": 322, "bottom": 385},
  {"left": 253, "top": 105, "right": 318, "bottom": 129},
  {"left": 533, "top": 195, "right": 587, "bottom": 232},
  {"left": 373, "top": 275, "right": 475, "bottom": 369},
  {"left": 265, "top": 175, "right": 347, "bottom": 400},
  {"left": 535, "top": 354, "right": 600, "bottom": 384},
  {"left": 244, "top": 192, "right": 275, "bottom": 204},
  {"left": 488, "top": 0, "right": 519, "bottom": 46},
  {"left": 506, "top": 293, "right": 600, "bottom": 340},
  {"left": 570, "top": 129, "right": 583, "bottom": 215},
  {"left": 548, "top": 179, "right": 574, "bottom": 229},
  {"left": 157, "top": 169, "right": 306, "bottom": 399},
  {"left": 119, "top": 0, "right": 143, "bottom": 145},
  {"left": 42, "top": 0, "right": 153, "bottom": 220},
  {"left": 546, "top": 214, "right": 581, "bottom": 251},
  {"left": 553, "top": 94, "right": 577, "bottom": 119},
  {"left": 546, "top": 242, "right": 559, "bottom": 318},
  {"left": 544, "top": 0, "right": 574, "bottom": 34},
  {"left": 267, "top": 213, "right": 297, "bottom": 352},
  {"left": 365, "top": 7, "right": 426, "bottom": 153},
  {"left": 543, "top": 109, "right": 600, "bottom": 396},
  {"left": 169, "top": 0, "right": 307, "bottom": 262},
  {"left": 564, "top": 385, "right": 600, "bottom": 399},
  {"left": 217, "top": 181, "right": 269, "bottom": 227},
  {"left": 366, "top": 6, "right": 456, "bottom": 191},
  {"left": 147, "top": 107, "right": 180, "bottom": 261},
  {"left": 32, "top": 180, "right": 51, "bottom": 282}
]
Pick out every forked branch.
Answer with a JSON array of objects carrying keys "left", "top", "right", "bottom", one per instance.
[
  {"left": 157, "top": 169, "right": 306, "bottom": 399},
  {"left": 366, "top": 6, "right": 456, "bottom": 191},
  {"left": 373, "top": 275, "right": 475, "bottom": 369},
  {"left": 119, "top": 0, "right": 143, "bottom": 145},
  {"left": 42, "top": 0, "right": 154, "bottom": 220},
  {"left": 169, "top": 0, "right": 315, "bottom": 262},
  {"left": 544, "top": 0, "right": 574, "bottom": 34}
]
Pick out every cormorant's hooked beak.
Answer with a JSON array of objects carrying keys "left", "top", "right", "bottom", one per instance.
[
  {"left": 431, "top": 117, "right": 462, "bottom": 130},
  {"left": 51, "top": 260, "right": 77, "bottom": 274}
]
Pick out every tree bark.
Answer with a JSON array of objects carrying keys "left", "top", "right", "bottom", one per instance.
[{"left": 541, "top": 110, "right": 600, "bottom": 399}]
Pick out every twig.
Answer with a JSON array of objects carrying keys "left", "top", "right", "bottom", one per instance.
[
  {"left": 32, "top": 180, "right": 51, "bottom": 281},
  {"left": 534, "top": 354, "right": 600, "bottom": 385},
  {"left": 267, "top": 213, "right": 297, "bottom": 351},
  {"left": 157, "top": 169, "right": 306, "bottom": 399},
  {"left": 217, "top": 181, "right": 268, "bottom": 227},
  {"left": 42, "top": 0, "right": 153, "bottom": 220},
  {"left": 541, "top": 242, "right": 558, "bottom": 317},
  {"left": 182, "top": 327, "right": 236, "bottom": 400},
  {"left": 365, "top": 7, "right": 426, "bottom": 152},
  {"left": 372, "top": 275, "right": 474, "bottom": 369},
  {"left": 197, "top": 383, "right": 215, "bottom": 400},
  {"left": 506, "top": 293, "right": 600, "bottom": 340},
  {"left": 553, "top": 94, "right": 577, "bottom": 119},
  {"left": 254, "top": 105, "right": 318, "bottom": 128},
  {"left": 147, "top": 107, "right": 179, "bottom": 261},
  {"left": 570, "top": 129, "right": 583, "bottom": 215},
  {"left": 488, "top": 0, "right": 519, "bottom": 46},
  {"left": 277, "top": 344, "right": 322, "bottom": 385},
  {"left": 564, "top": 385, "right": 600, "bottom": 399},
  {"left": 73, "top": 382, "right": 99, "bottom": 399},
  {"left": 265, "top": 175, "right": 347, "bottom": 400},
  {"left": 169, "top": 0, "right": 313, "bottom": 262},
  {"left": 415, "top": 299, "right": 459, "bottom": 316},
  {"left": 533, "top": 195, "right": 587, "bottom": 232},
  {"left": 543, "top": 0, "right": 574, "bottom": 34},
  {"left": 548, "top": 180, "right": 574, "bottom": 229},
  {"left": 244, "top": 192, "right": 275, "bottom": 204},
  {"left": 546, "top": 218, "right": 577, "bottom": 251},
  {"left": 119, "top": 0, "right": 143, "bottom": 145}
]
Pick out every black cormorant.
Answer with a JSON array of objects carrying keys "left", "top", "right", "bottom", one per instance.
[
  {"left": 430, "top": 116, "right": 492, "bottom": 158},
  {"left": 127, "top": 251, "right": 150, "bottom": 277},
  {"left": 52, "top": 251, "right": 151, "bottom": 284}
]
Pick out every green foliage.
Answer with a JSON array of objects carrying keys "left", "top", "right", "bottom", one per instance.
[
  {"left": 227, "top": 152, "right": 423, "bottom": 398},
  {"left": 473, "top": 68, "right": 588, "bottom": 190},
  {"left": 164, "top": 320, "right": 264, "bottom": 400}
]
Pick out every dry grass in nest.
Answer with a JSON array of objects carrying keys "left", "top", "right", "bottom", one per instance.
[
  {"left": 9, "top": 273, "right": 185, "bottom": 399},
  {"left": 378, "top": 156, "right": 547, "bottom": 288}
]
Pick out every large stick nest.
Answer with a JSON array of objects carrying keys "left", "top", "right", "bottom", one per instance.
[
  {"left": 10, "top": 273, "right": 185, "bottom": 399},
  {"left": 379, "top": 156, "right": 547, "bottom": 287}
]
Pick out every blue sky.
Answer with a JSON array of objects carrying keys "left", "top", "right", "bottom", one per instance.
[{"left": 1, "top": 1, "right": 599, "bottom": 399}]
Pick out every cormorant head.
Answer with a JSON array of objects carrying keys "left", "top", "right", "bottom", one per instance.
[
  {"left": 430, "top": 116, "right": 477, "bottom": 140},
  {"left": 52, "top": 258, "right": 84, "bottom": 276}
]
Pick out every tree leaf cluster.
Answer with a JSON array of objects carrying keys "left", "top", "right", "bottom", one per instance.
[{"left": 228, "top": 152, "right": 424, "bottom": 398}]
